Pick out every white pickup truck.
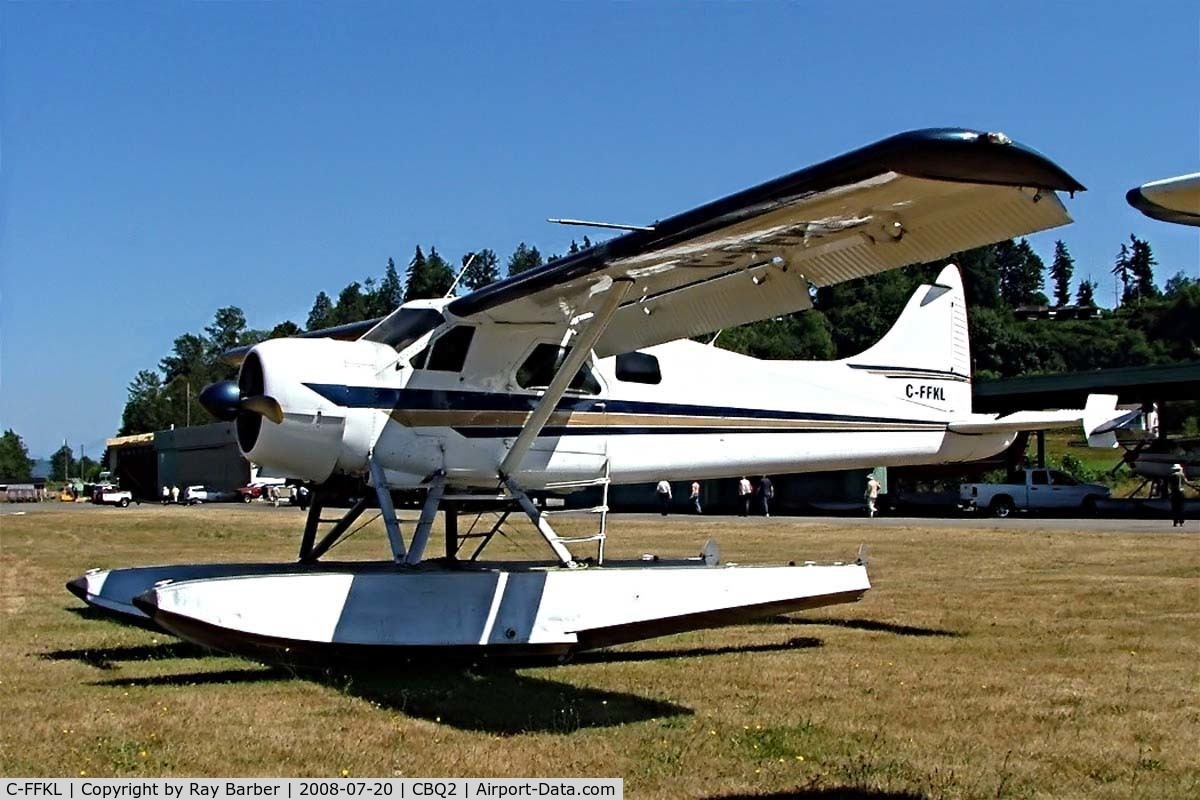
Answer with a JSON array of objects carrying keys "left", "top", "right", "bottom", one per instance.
[
  {"left": 961, "top": 468, "right": 1110, "bottom": 517},
  {"left": 95, "top": 488, "right": 134, "bottom": 508}
]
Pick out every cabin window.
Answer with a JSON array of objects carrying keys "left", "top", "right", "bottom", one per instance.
[
  {"left": 1050, "top": 470, "right": 1079, "bottom": 486},
  {"left": 1031, "top": 470, "right": 1049, "bottom": 485},
  {"left": 422, "top": 326, "right": 475, "bottom": 372},
  {"left": 615, "top": 352, "right": 662, "bottom": 385},
  {"left": 516, "top": 343, "right": 601, "bottom": 395}
]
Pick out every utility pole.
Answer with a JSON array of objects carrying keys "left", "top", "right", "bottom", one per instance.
[{"left": 186, "top": 380, "right": 191, "bottom": 427}]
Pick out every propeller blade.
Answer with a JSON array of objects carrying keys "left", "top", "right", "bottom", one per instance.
[{"left": 242, "top": 395, "right": 284, "bottom": 425}]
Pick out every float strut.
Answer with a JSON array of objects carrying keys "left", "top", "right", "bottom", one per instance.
[
  {"left": 503, "top": 476, "right": 576, "bottom": 567},
  {"left": 406, "top": 471, "right": 446, "bottom": 565},
  {"left": 368, "top": 455, "right": 407, "bottom": 562},
  {"left": 305, "top": 496, "right": 373, "bottom": 563},
  {"left": 444, "top": 506, "right": 459, "bottom": 560},
  {"left": 297, "top": 488, "right": 324, "bottom": 562}
]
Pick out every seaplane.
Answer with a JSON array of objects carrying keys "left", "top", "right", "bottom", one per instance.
[{"left": 69, "top": 128, "right": 1129, "bottom": 666}]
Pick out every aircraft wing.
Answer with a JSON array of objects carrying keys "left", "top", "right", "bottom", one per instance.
[
  {"left": 448, "top": 128, "right": 1084, "bottom": 357},
  {"left": 1127, "top": 173, "right": 1200, "bottom": 227}
]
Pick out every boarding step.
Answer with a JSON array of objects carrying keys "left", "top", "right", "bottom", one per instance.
[
  {"left": 442, "top": 492, "right": 511, "bottom": 502},
  {"left": 542, "top": 505, "right": 608, "bottom": 516},
  {"left": 542, "top": 476, "right": 611, "bottom": 490},
  {"left": 553, "top": 533, "right": 605, "bottom": 544}
]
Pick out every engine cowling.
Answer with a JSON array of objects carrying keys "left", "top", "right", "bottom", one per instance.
[{"left": 235, "top": 338, "right": 395, "bottom": 482}]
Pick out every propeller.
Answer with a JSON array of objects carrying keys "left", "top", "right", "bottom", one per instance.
[{"left": 199, "top": 380, "right": 284, "bottom": 425}]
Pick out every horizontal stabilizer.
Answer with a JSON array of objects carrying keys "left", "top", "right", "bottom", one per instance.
[
  {"left": 948, "top": 410, "right": 1084, "bottom": 435},
  {"left": 948, "top": 394, "right": 1138, "bottom": 448}
]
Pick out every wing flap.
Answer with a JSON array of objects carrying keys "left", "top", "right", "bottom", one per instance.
[{"left": 596, "top": 179, "right": 1068, "bottom": 355}]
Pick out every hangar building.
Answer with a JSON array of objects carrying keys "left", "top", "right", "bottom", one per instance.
[{"left": 107, "top": 423, "right": 249, "bottom": 501}]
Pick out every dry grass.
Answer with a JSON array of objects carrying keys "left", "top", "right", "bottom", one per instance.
[{"left": 1, "top": 505, "right": 1197, "bottom": 799}]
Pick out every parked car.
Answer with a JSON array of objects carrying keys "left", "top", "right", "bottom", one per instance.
[
  {"left": 238, "top": 481, "right": 287, "bottom": 503},
  {"left": 183, "top": 485, "right": 239, "bottom": 505},
  {"left": 94, "top": 488, "right": 135, "bottom": 508},
  {"left": 238, "top": 485, "right": 265, "bottom": 503},
  {"left": 961, "top": 468, "right": 1109, "bottom": 517}
]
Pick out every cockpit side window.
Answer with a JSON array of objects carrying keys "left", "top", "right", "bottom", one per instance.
[
  {"left": 516, "top": 343, "right": 601, "bottom": 395},
  {"left": 421, "top": 325, "right": 476, "bottom": 372},
  {"left": 615, "top": 352, "right": 662, "bottom": 384}
]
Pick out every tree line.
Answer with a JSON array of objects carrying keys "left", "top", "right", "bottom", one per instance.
[{"left": 0, "top": 431, "right": 103, "bottom": 483}]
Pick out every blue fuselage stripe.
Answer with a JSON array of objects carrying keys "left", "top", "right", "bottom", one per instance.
[{"left": 303, "top": 383, "right": 943, "bottom": 428}]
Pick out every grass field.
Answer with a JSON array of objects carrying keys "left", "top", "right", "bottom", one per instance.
[{"left": 1, "top": 505, "right": 1197, "bottom": 799}]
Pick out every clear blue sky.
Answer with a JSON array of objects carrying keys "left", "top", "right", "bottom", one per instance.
[{"left": 2, "top": 2, "right": 1197, "bottom": 458}]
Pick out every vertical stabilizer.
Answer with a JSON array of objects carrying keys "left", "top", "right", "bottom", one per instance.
[{"left": 843, "top": 264, "right": 972, "bottom": 414}]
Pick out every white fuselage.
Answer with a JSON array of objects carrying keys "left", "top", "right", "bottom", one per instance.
[{"left": 238, "top": 323, "right": 1013, "bottom": 490}]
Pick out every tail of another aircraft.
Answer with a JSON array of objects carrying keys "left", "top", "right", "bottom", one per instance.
[{"left": 842, "top": 264, "right": 972, "bottom": 416}]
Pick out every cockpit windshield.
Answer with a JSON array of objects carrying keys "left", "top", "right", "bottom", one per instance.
[{"left": 363, "top": 307, "right": 445, "bottom": 351}]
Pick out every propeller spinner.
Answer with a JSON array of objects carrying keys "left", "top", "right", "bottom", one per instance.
[{"left": 199, "top": 380, "right": 283, "bottom": 425}]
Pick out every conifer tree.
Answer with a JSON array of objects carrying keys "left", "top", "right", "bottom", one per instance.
[
  {"left": 1076, "top": 279, "right": 1097, "bottom": 307},
  {"left": 307, "top": 291, "right": 334, "bottom": 330},
  {"left": 1050, "top": 240, "right": 1074, "bottom": 307},
  {"left": 506, "top": 242, "right": 543, "bottom": 276},
  {"left": 1127, "top": 234, "right": 1159, "bottom": 301},
  {"left": 332, "top": 282, "right": 369, "bottom": 324},
  {"left": 374, "top": 257, "right": 405, "bottom": 313},
  {"left": 404, "top": 245, "right": 455, "bottom": 300},
  {"left": 1112, "top": 243, "right": 1132, "bottom": 305},
  {"left": 269, "top": 321, "right": 302, "bottom": 338},
  {"left": 51, "top": 444, "right": 75, "bottom": 482},
  {"left": 461, "top": 249, "right": 500, "bottom": 292},
  {"left": 998, "top": 239, "right": 1046, "bottom": 306}
]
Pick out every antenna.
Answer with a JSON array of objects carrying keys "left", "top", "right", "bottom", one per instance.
[
  {"left": 708, "top": 330, "right": 724, "bottom": 347},
  {"left": 445, "top": 252, "right": 478, "bottom": 298},
  {"left": 547, "top": 218, "right": 656, "bottom": 232}
]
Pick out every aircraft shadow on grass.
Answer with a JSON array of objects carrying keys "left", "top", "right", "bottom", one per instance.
[
  {"left": 82, "top": 665, "right": 690, "bottom": 735},
  {"left": 764, "top": 617, "right": 962, "bottom": 638},
  {"left": 42, "top": 641, "right": 213, "bottom": 670},
  {"left": 575, "top": 636, "right": 822, "bottom": 664},
  {"left": 50, "top": 634, "right": 825, "bottom": 735}
]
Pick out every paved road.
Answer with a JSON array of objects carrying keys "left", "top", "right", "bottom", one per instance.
[{"left": 4, "top": 500, "right": 1194, "bottom": 533}]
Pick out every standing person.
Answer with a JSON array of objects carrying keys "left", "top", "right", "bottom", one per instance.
[
  {"left": 758, "top": 475, "right": 774, "bottom": 517},
  {"left": 655, "top": 479, "right": 673, "bottom": 516},
  {"left": 864, "top": 472, "right": 881, "bottom": 518},
  {"left": 160, "top": 486, "right": 170, "bottom": 505},
  {"left": 690, "top": 481, "right": 702, "bottom": 514},
  {"left": 169, "top": 485, "right": 180, "bottom": 505},
  {"left": 1167, "top": 463, "right": 1196, "bottom": 528},
  {"left": 738, "top": 477, "right": 753, "bottom": 516}
]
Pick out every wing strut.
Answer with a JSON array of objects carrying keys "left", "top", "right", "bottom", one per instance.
[
  {"left": 499, "top": 279, "right": 633, "bottom": 478},
  {"left": 498, "top": 279, "right": 632, "bottom": 567}
]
